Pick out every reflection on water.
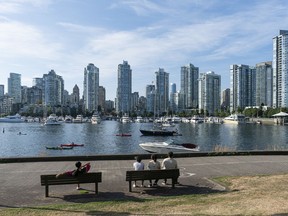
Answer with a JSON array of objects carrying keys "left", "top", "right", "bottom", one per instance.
[{"left": 0, "top": 121, "right": 288, "bottom": 157}]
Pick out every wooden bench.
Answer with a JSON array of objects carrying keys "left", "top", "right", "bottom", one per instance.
[
  {"left": 40, "top": 172, "right": 102, "bottom": 197},
  {"left": 126, "top": 169, "right": 180, "bottom": 192}
]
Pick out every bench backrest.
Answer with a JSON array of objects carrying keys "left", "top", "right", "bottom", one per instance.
[
  {"left": 126, "top": 169, "right": 180, "bottom": 181},
  {"left": 41, "top": 172, "right": 102, "bottom": 186}
]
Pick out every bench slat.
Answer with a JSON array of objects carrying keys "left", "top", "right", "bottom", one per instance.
[
  {"left": 126, "top": 169, "right": 179, "bottom": 181},
  {"left": 126, "top": 169, "right": 180, "bottom": 192},
  {"left": 40, "top": 172, "right": 102, "bottom": 197}
]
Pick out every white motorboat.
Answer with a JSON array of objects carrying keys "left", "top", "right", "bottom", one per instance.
[
  {"left": 73, "top": 115, "right": 83, "bottom": 123},
  {"left": 190, "top": 115, "right": 204, "bottom": 123},
  {"left": 64, "top": 115, "right": 73, "bottom": 123},
  {"left": 91, "top": 113, "right": 101, "bottom": 124},
  {"left": 0, "top": 113, "right": 25, "bottom": 123},
  {"left": 120, "top": 113, "right": 131, "bottom": 123},
  {"left": 135, "top": 116, "right": 144, "bottom": 123},
  {"left": 139, "top": 139, "right": 199, "bottom": 153},
  {"left": 44, "top": 114, "right": 63, "bottom": 125},
  {"left": 223, "top": 114, "right": 248, "bottom": 124}
]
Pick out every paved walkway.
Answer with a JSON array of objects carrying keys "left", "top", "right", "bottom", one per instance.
[{"left": 1, "top": 155, "right": 288, "bottom": 208}]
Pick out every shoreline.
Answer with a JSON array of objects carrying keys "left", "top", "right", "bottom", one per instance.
[{"left": 2, "top": 150, "right": 288, "bottom": 163}]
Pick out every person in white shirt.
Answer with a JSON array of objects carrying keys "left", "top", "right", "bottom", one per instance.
[
  {"left": 133, "top": 156, "right": 144, "bottom": 187},
  {"left": 147, "top": 154, "right": 161, "bottom": 187},
  {"left": 161, "top": 151, "right": 178, "bottom": 185}
]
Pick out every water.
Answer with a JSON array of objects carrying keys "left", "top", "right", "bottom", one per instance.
[{"left": 0, "top": 121, "right": 288, "bottom": 158}]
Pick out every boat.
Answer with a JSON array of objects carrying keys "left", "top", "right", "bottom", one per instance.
[
  {"left": 64, "top": 115, "right": 73, "bottom": 123},
  {"left": 139, "top": 139, "right": 199, "bottom": 153},
  {"left": 0, "top": 114, "right": 25, "bottom": 123},
  {"left": 44, "top": 114, "right": 63, "bottom": 125},
  {"left": 73, "top": 115, "right": 83, "bottom": 123},
  {"left": 139, "top": 125, "right": 180, "bottom": 136},
  {"left": 46, "top": 146, "right": 74, "bottom": 150},
  {"left": 190, "top": 115, "right": 204, "bottom": 123},
  {"left": 116, "top": 133, "right": 132, "bottom": 137},
  {"left": 91, "top": 113, "right": 101, "bottom": 124},
  {"left": 223, "top": 114, "right": 248, "bottom": 124},
  {"left": 162, "top": 122, "right": 176, "bottom": 127},
  {"left": 120, "top": 113, "right": 131, "bottom": 123},
  {"left": 60, "top": 143, "right": 84, "bottom": 147},
  {"left": 206, "top": 117, "right": 224, "bottom": 124},
  {"left": 135, "top": 116, "right": 144, "bottom": 123}
]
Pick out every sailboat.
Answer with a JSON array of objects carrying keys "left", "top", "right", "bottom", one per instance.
[
  {"left": 139, "top": 125, "right": 178, "bottom": 136},
  {"left": 139, "top": 87, "right": 179, "bottom": 136}
]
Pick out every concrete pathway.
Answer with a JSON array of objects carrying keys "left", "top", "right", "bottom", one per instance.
[{"left": 1, "top": 155, "right": 288, "bottom": 208}]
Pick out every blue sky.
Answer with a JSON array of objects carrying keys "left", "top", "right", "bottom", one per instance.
[{"left": 0, "top": 0, "right": 287, "bottom": 100}]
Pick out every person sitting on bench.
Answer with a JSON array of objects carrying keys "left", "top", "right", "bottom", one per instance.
[
  {"left": 56, "top": 161, "right": 91, "bottom": 190},
  {"left": 161, "top": 152, "right": 178, "bottom": 185},
  {"left": 133, "top": 156, "right": 145, "bottom": 187},
  {"left": 147, "top": 154, "right": 161, "bottom": 187}
]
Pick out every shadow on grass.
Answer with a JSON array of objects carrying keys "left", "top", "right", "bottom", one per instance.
[
  {"left": 136, "top": 183, "right": 225, "bottom": 197},
  {"left": 2, "top": 205, "right": 131, "bottom": 216},
  {"left": 1, "top": 193, "right": 142, "bottom": 216},
  {"left": 49, "top": 191, "right": 146, "bottom": 203}
]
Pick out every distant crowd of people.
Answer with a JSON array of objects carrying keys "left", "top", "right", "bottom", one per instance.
[{"left": 133, "top": 151, "right": 178, "bottom": 188}]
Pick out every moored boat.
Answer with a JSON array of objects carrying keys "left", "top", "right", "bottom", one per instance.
[
  {"left": 91, "top": 113, "right": 101, "bottom": 124},
  {"left": 0, "top": 114, "right": 25, "bottom": 123},
  {"left": 139, "top": 124, "right": 179, "bottom": 136},
  {"left": 73, "top": 115, "right": 83, "bottom": 123},
  {"left": 44, "top": 114, "right": 63, "bottom": 125},
  {"left": 223, "top": 114, "right": 248, "bottom": 124},
  {"left": 135, "top": 116, "right": 144, "bottom": 123},
  {"left": 120, "top": 113, "right": 131, "bottom": 123},
  {"left": 139, "top": 139, "right": 199, "bottom": 153}
]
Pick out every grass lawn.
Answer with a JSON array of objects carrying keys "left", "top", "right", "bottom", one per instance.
[{"left": 1, "top": 174, "right": 288, "bottom": 215}]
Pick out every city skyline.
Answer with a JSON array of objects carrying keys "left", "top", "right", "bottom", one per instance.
[{"left": 0, "top": 0, "right": 287, "bottom": 100}]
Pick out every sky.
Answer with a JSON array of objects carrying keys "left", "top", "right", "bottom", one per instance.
[{"left": 0, "top": 0, "right": 288, "bottom": 100}]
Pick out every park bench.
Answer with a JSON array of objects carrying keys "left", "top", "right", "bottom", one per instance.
[
  {"left": 126, "top": 169, "right": 180, "bottom": 192},
  {"left": 40, "top": 172, "right": 102, "bottom": 197}
]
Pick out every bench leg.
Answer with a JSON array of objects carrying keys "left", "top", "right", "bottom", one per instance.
[
  {"left": 45, "top": 185, "right": 49, "bottom": 197},
  {"left": 95, "top": 183, "right": 98, "bottom": 194},
  {"left": 129, "top": 181, "right": 132, "bottom": 192},
  {"left": 172, "top": 178, "right": 176, "bottom": 189}
]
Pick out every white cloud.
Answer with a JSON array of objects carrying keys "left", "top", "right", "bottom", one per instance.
[
  {"left": 0, "top": 20, "right": 62, "bottom": 59},
  {"left": 0, "top": 0, "right": 52, "bottom": 14}
]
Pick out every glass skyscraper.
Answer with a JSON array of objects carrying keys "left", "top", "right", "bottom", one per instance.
[
  {"left": 255, "top": 61, "right": 273, "bottom": 107},
  {"left": 0, "top": 84, "right": 4, "bottom": 98},
  {"left": 8, "top": 73, "right": 21, "bottom": 104},
  {"left": 43, "top": 70, "right": 64, "bottom": 107},
  {"left": 180, "top": 63, "right": 199, "bottom": 109},
  {"left": 155, "top": 68, "right": 169, "bottom": 115},
  {"left": 273, "top": 30, "right": 288, "bottom": 108},
  {"left": 116, "top": 61, "right": 132, "bottom": 114},
  {"left": 83, "top": 63, "right": 99, "bottom": 112},
  {"left": 230, "top": 64, "right": 256, "bottom": 112},
  {"left": 198, "top": 71, "right": 221, "bottom": 115},
  {"left": 146, "top": 84, "right": 155, "bottom": 113}
]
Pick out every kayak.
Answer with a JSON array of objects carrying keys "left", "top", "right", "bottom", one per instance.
[
  {"left": 60, "top": 143, "right": 84, "bottom": 147},
  {"left": 46, "top": 146, "right": 74, "bottom": 150},
  {"left": 116, "top": 133, "right": 132, "bottom": 137}
]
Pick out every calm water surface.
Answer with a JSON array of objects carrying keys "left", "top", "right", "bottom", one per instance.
[{"left": 0, "top": 121, "right": 288, "bottom": 158}]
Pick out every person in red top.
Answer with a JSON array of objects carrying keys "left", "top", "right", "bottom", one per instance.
[{"left": 56, "top": 161, "right": 91, "bottom": 190}]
